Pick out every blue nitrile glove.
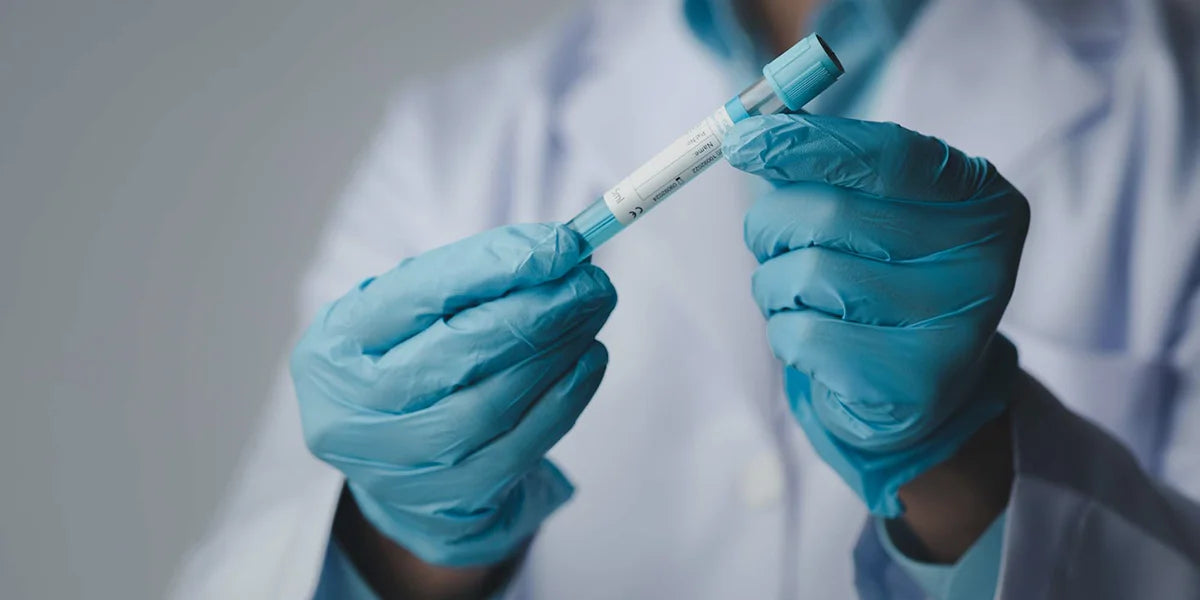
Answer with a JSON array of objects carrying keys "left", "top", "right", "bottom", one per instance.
[
  {"left": 724, "top": 114, "right": 1028, "bottom": 516},
  {"left": 290, "top": 223, "right": 617, "bottom": 566}
]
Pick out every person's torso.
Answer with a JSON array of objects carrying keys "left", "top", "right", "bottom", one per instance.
[{"left": 392, "top": 0, "right": 1199, "bottom": 596}]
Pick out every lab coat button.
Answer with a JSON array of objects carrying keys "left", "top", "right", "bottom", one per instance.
[{"left": 741, "top": 451, "right": 784, "bottom": 510}]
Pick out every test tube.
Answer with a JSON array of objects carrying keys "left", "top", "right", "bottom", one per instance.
[{"left": 565, "top": 33, "right": 844, "bottom": 257}]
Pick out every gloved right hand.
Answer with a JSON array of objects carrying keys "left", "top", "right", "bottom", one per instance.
[{"left": 290, "top": 223, "right": 617, "bottom": 567}]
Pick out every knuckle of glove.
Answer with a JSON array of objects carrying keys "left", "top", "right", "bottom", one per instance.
[{"left": 571, "top": 264, "right": 619, "bottom": 314}]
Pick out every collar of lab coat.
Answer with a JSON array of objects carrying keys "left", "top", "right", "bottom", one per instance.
[
  {"left": 682, "top": 0, "right": 929, "bottom": 68},
  {"left": 557, "top": 0, "right": 1116, "bottom": 192}
]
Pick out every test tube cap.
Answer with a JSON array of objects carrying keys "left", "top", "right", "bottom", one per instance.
[{"left": 762, "top": 33, "right": 844, "bottom": 111}]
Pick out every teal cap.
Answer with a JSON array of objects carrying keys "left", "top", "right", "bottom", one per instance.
[{"left": 761, "top": 33, "right": 844, "bottom": 111}]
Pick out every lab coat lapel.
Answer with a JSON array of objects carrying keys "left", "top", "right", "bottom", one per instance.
[
  {"left": 563, "top": 0, "right": 1111, "bottom": 204},
  {"left": 872, "top": 0, "right": 1108, "bottom": 176}
]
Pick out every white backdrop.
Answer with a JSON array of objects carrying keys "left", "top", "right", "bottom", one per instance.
[{"left": 0, "top": 1, "right": 576, "bottom": 597}]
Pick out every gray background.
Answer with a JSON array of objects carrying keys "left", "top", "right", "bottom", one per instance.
[{"left": 0, "top": 1, "right": 576, "bottom": 598}]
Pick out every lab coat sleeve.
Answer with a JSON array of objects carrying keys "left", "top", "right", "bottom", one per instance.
[
  {"left": 167, "top": 26, "right": 578, "bottom": 597},
  {"left": 854, "top": 372, "right": 1200, "bottom": 600},
  {"left": 1163, "top": 288, "right": 1200, "bottom": 502},
  {"left": 313, "top": 541, "right": 381, "bottom": 600},
  {"left": 998, "top": 373, "right": 1200, "bottom": 599}
]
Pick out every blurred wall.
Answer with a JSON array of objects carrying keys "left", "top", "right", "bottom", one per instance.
[{"left": 0, "top": 1, "right": 577, "bottom": 598}]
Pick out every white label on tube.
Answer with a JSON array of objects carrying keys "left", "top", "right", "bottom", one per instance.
[{"left": 602, "top": 106, "right": 735, "bottom": 226}]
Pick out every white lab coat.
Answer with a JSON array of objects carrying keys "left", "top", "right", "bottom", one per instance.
[{"left": 171, "top": 0, "right": 1200, "bottom": 597}]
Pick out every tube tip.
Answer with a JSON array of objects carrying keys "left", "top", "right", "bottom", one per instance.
[
  {"left": 813, "top": 34, "right": 845, "bottom": 75},
  {"left": 761, "top": 33, "right": 845, "bottom": 111}
]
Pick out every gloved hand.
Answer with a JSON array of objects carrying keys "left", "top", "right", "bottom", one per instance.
[
  {"left": 290, "top": 223, "right": 617, "bottom": 566},
  {"left": 724, "top": 114, "right": 1028, "bottom": 516}
]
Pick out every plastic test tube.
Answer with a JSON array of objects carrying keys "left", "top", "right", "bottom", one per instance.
[{"left": 565, "top": 33, "right": 844, "bottom": 257}]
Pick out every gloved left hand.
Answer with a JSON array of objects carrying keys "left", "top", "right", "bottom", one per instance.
[
  {"left": 724, "top": 114, "right": 1029, "bottom": 516},
  {"left": 290, "top": 223, "right": 616, "bottom": 566}
]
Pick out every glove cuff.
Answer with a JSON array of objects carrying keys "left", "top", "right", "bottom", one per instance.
[
  {"left": 348, "top": 459, "right": 575, "bottom": 567},
  {"left": 789, "top": 334, "right": 1019, "bottom": 517}
]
